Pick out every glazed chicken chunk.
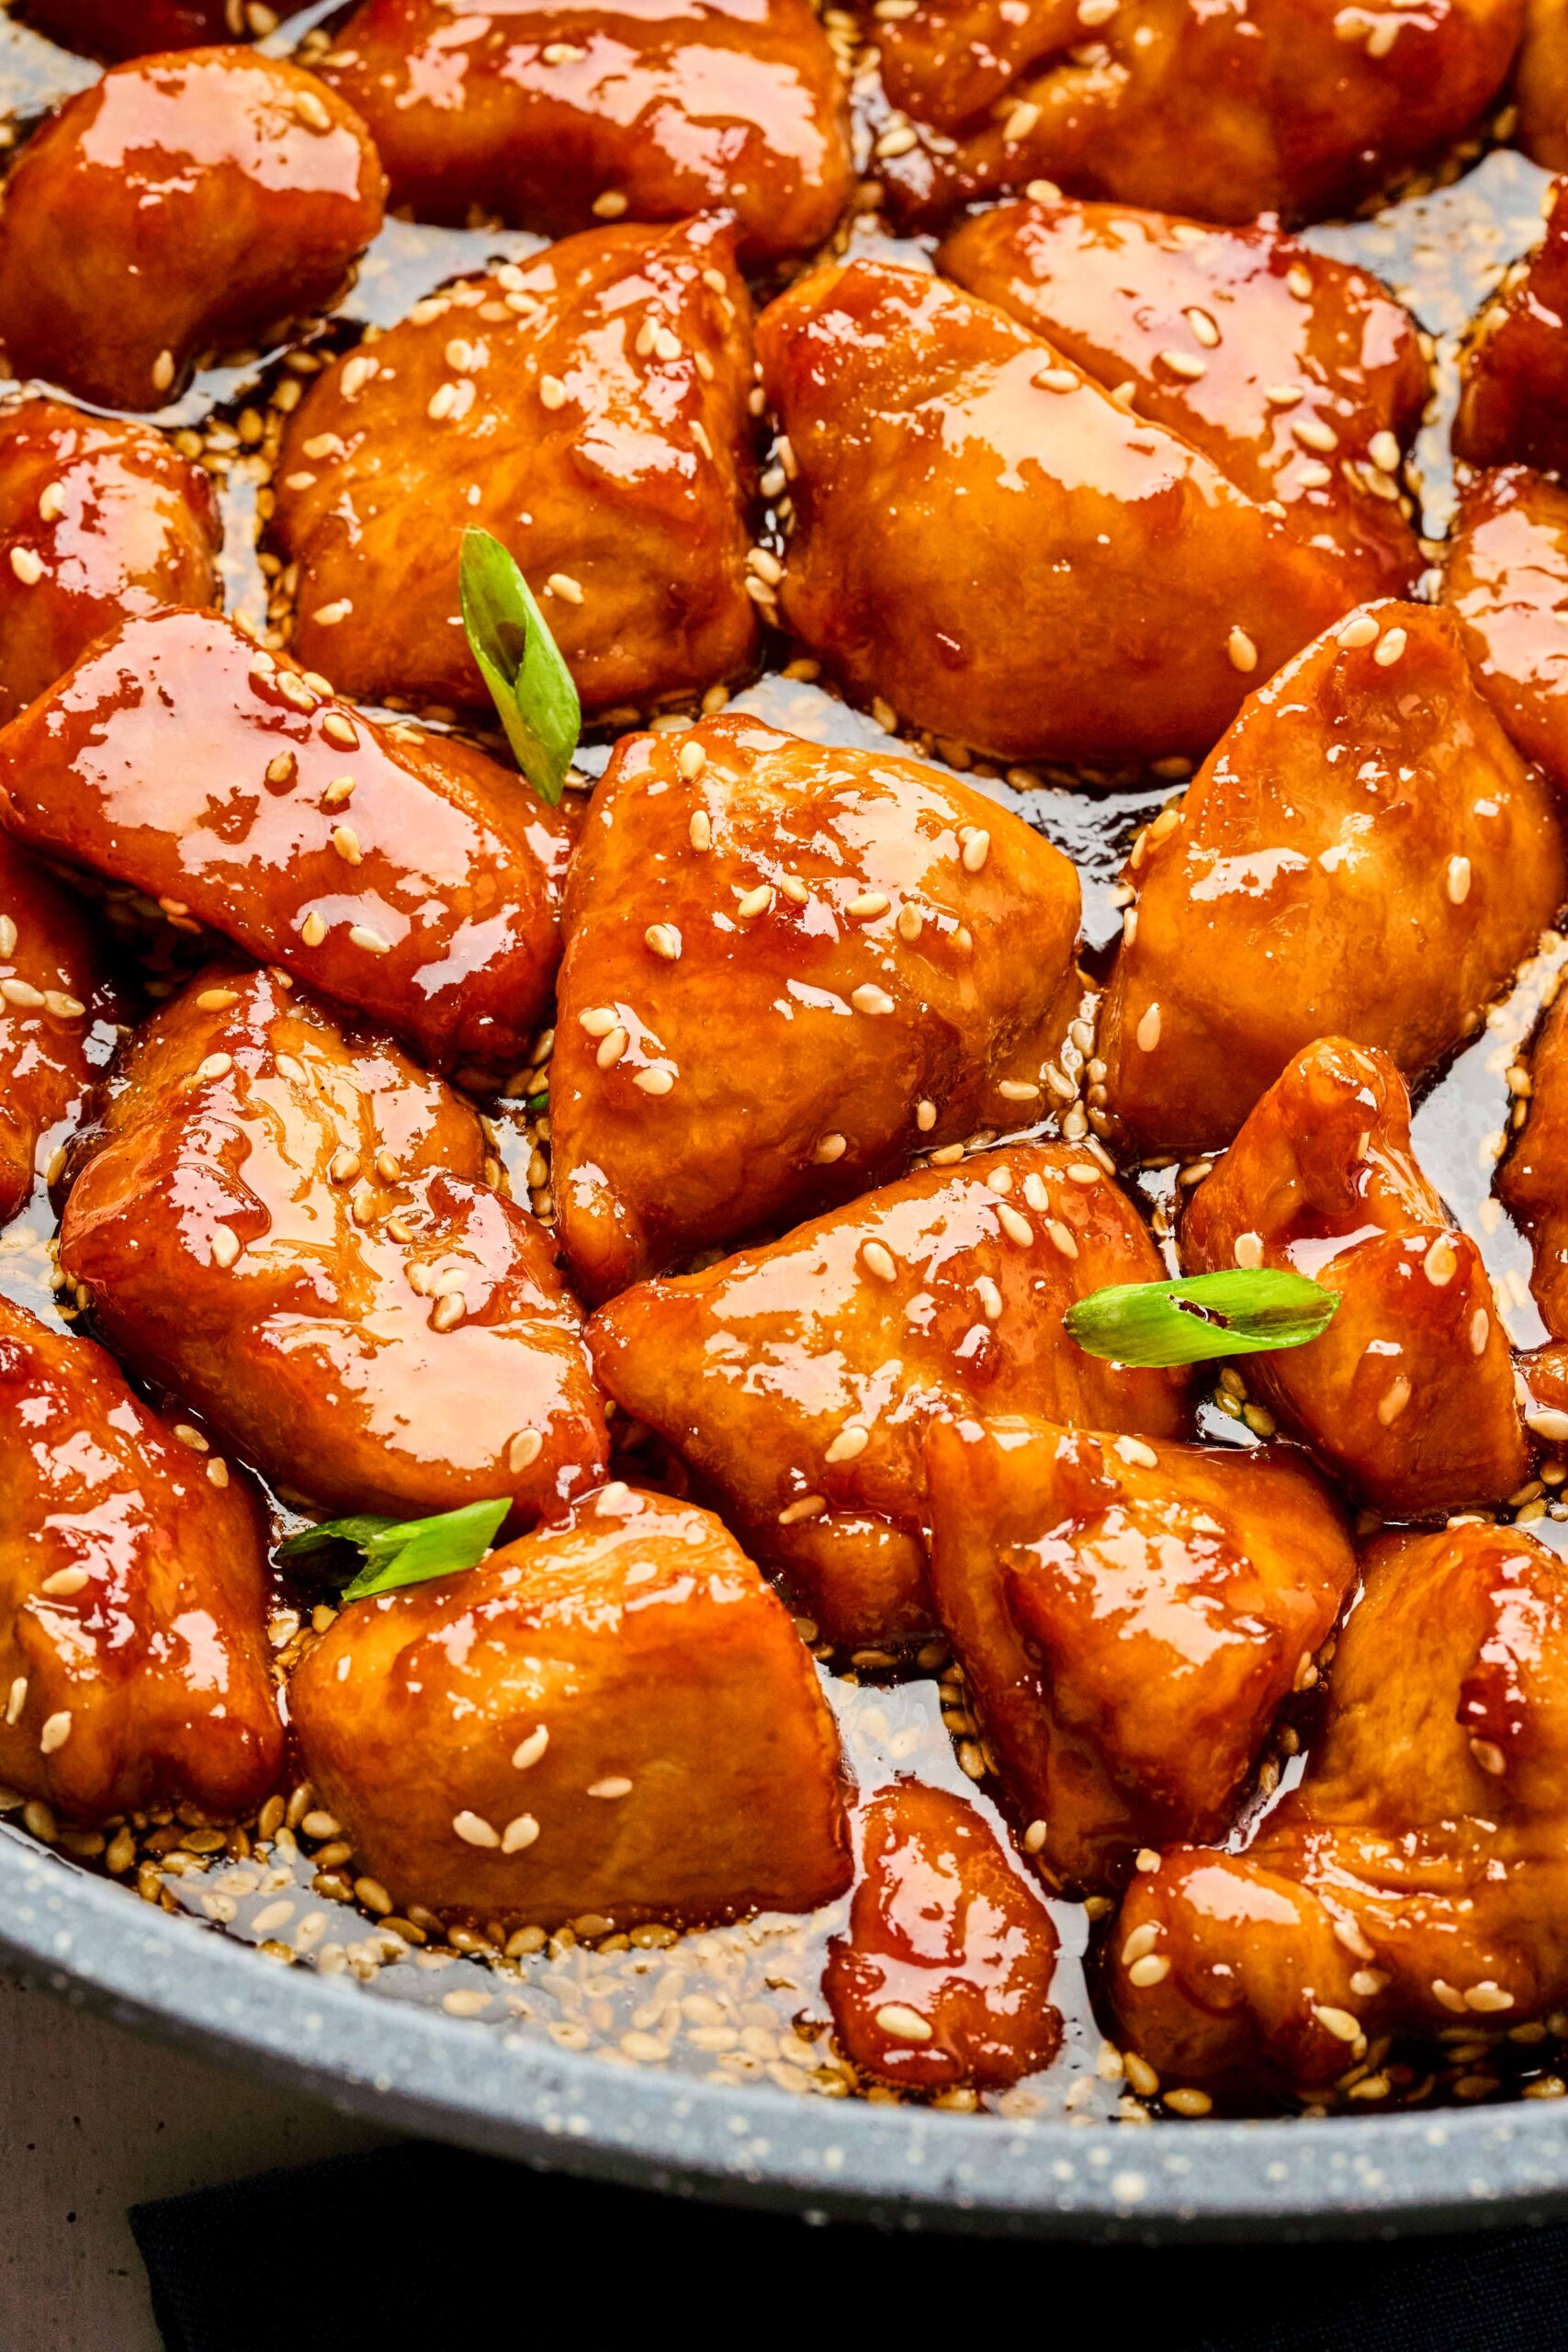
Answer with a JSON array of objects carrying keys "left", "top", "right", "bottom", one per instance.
[
  {"left": 552, "top": 713, "right": 1083, "bottom": 1300},
  {"left": 316, "top": 0, "right": 853, "bottom": 266},
  {"left": 1518, "top": 0, "right": 1568, "bottom": 166},
  {"left": 1454, "top": 178, "right": 1568, "bottom": 474},
  {"left": 0, "top": 609, "right": 568, "bottom": 1073},
  {"left": 824, "top": 1781, "right": 1061, "bottom": 2091},
  {"left": 290, "top": 1485, "right": 851, "bottom": 1929},
  {"left": 1110, "top": 1521, "right": 1568, "bottom": 2092},
  {"left": 0, "top": 831, "right": 107, "bottom": 1228},
  {"left": 864, "top": 0, "right": 1523, "bottom": 232},
  {"left": 58, "top": 966, "right": 608, "bottom": 1524},
  {"left": 1098, "top": 603, "right": 1568, "bottom": 1160},
  {"left": 925, "top": 1415, "right": 1356, "bottom": 1890},
  {"left": 19, "top": 3, "right": 309, "bottom": 57},
  {"left": 587, "top": 1145, "right": 1190, "bottom": 1650},
  {"left": 274, "top": 217, "right": 759, "bottom": 719},
  {"left": 1441, "top": 465, "right": 1568, "bottom": 792},
  {"left": 0, "top": 399, "right": 220, "bottom": 727},
  {"left": 0, "top": 49, "right": 385, "bottom": 414},
  {"left": 939, "top": 199, "right": 1427, "bottom": 599},
  {"left": 1499, "top": 988, "right": 1568, "bottom": 1345},
  {"left": 756, "top": 258, "right": 1360, "bottom": 765},
  {"left": 1184, "top": 1039, "right": 1528, "bottom": 1516},
  {"left": 0, "top": 1295, "right": 282, "bottom": 1824}
]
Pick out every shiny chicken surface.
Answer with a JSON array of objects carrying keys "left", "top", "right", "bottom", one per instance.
[
  {"left": 925, "top": 1414, "right": 1356, "bottom": 1889},
  {"left": 0, "top": 48, "right": 385, "bottom": 413},
  {"left": 1441, "top": 464, "right": 1568, "bottom": 794},
  {"left": 0, "top": 609, "right": 567, "bottom": 1073},
  {"left": 58, "top": 965, "right": 608, "bottom": 1523},
  {"left": 1454, "top": 176, "right": 1568, "bottom": 475},
  {"left": 290, "top": 1484, "right": 852, "bottom": 1928},
  {"left": 551, "top": 712, "right": 1083, "bottom": 1299},
  {"left": 1110, "top": 1521, "right": 1568, "bottom": 2091},
  {"left": 274, "top": 216, "right": 761, "bottom": 719},
  {"left": 1098, "top": 602, "right": 1568, "bottom": 1160},
  {"left": 587, "top": 1144, "right": 1190, "bottom": 1647},
  {"left": 317, "top": 0, "right": 854, "bottom": 266},
  {"left": 756, "top": 256, "right": 1361, "bottom": 764},
  {"left": 0, "top": 830, "right": 107, "bottom": 1228},
  {"left": 19, "top": 4, "right": 310, "bottom": 59},
  {"left": 0, "top": 1294, "right": 282, "bottom": 1824}
]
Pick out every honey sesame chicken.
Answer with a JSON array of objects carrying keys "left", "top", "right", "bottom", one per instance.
[
  {"left": 1442, "top": 465, "right": 1568, "bottom": 792},
  {"left": 0, "top": 609, "right": 567, "bottom": 1073},
  {"left": 0, "top": 1295, "right": 282, "bottom": 1824},
  {"left": 289, "top": 1483, "right": 852, "bottom": 1929},
  {"left": 550, "top": 712, "right": 1083, "bottom": 1300},
  {"left": 1098, "top": 603, "right": 1568, "bottom": 1160},
  {"left": 1109, "top": 1521, "right": 1568, "bottom": 2093},
  {"left": 938, "top": 198, "right": 1428, "bottom": 599},
  {"left": 863, "top": 0, "right": 1522, "bottom": 231},
  {"left": 273, "top": 217, "right": 760, "bottom": 719},
  {"left": 314, "top": 0, "right": 853, "bottom": 266},
  {"left": 18, "top": 4, "right": 308, "bottom": 59},
  {"left": 1454, "top": 178, "right": 1568, "bottom": 476},
  {"left": 924, "top": 1415, "right": 1356, "bottom": 1889},
  {"left": 1499, "top": 988, "right": 1568, "bottom": 1342},
  {"left": 0, "top": 400, "right": 220, "bottom": 728},
  {"left": 1183, "top": 1040, "right": 1528, "bottom": 1517},
  {"left": 756, "top": 257, "right": 1365, "bottom": 764},
  {"left": 586, "top": 1145, "right": 1190, "bottom": 1648},
  {"left": 1517, "top": 0, "right": 1568, "bottom": 166},
  {"left": 57, "top": 965, "right": 608, "bottom": 1522},
  {"left": 0, "top": 48, "right": 385, "bottom": 414},
  {"left": 0, "top": 830, "right": 107, "bottom": 1228},
  {"left": 824, "top": 1781, "right": 1062, "bottom": 2090}
]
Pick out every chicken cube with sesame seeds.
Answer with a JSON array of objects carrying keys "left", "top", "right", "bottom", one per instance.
[
  {"left": 57, "top": 965, "right": 609, "bottom": 1524},
  {"left": 862, "top": 0, "right": 1521, "bottom": 232},
  {"left": 938, "top": 198, "right": 1427, "bottom": 602},
  {"left": 0, "top": 49, "right": 385, "bottom": 415},
  {"left": 273, "top": 217, "right": 760, "bottom": 719},
  {"left": 314, "top": 0, "right": 852, "bottom": 266},
  {"left": 0, "top": 609, "right": 569, "bottom": 1073},
  {"left": 585, "top": 1145, "right": 1190, "bottom": 1650},
  {"left": 1517, "top": 0, "right": 1568, "bottom": 167},
  {"left": 1097, "top": 603, "right": 1568, "bottom": 1161},
  {"left": 755, "top": 257, "right": 1364, "bottom": 766},
  {"left": 824, "top": 1781, "right": 1061, "bottom": 2091},
  {"left": 1454, "top": 179, "right": 1568, "bottom": 475},
  {"left": 1110, "top": 1519, "right": 1568, "bottom": 2093},
  {"left": 550, "top": 712, "right": 1084, "bottom": 1301},
  {"left": 1499, "top": 989, "right": 1568, "bottom": 1345},
  {"left": 1441, "top": 465, "right": 1568, "bottom": 793},
  {"left": 18, "top": 2, "right": 309, "bottom": 58},
  {"left": 1183, "top": 1039, "right": 1528, "bottom": 1516},
  {"left": 0, "top": 400, "right": 220, "bottom": 728},
  {"left": 290, "top": 1484, "right": 852, "bottom": 1930},
  {"left": 0, "top": 1294, "right": 283, "bottom": 1824},
  {"left": 0, "top": 831, "right": 107, "bottom": 1228},
  {"left": 923, "top": 1414, "right": 1356, "bottom": 1890}
]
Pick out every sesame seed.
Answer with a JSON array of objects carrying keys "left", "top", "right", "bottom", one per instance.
[
  {"left": 1265, "top": 383, "right": 1304, "bottom": 406},
  {"left": 207, "top": 1459, "right": 229, "bottom": 1488},
  {"left": 678, "top": 740, "right": 706, "bottom": 780},
  {"left": 874, "top": 2002, "right": 933, "bottom": 2042},
  {"left": 997, "top": 1203, "right": 1033, "bottom": 1247},
  {"left": 547, "top": 572, "right": 584, "bottom": 604},
  {"left": 453, "top": 1810, "right": 499, "bottom": 1848},
  {"left": 874, "top": 123, "right": 919, "bottom": 159},
  {"left": 340, "top": 354, "right": 378, "bottom": 399},
  {"left": 1233, "top": 1230, "right": 1263, "bottom": 1269},
  {"left": 579, "top": 1005, "right": 619, "bottom": 1035},
  {"left": 0, "top": 978, "right": 42, "bottom": 1009},
  {"left": 1313, "top": 2005, "right": 1363, "bottom": 2044},
  {"left": 152, "top": 349, "right": 175, "bottom": 392},
  {"left": 1447, "top": 854, "right": 1472, "bottom": 905},
  {"left": 861, "top": 1240, "right": 897, "bottom": 1283},
  {"left": 976, "top": 1274, "right": 1003, "bottom": 1321},
  {"left": 1470, "top": 1736, "right": 1507, "bottom": 1774},
  {"left": 645, "top": 922, "right": 682, "bottom": 959},
  {"left": 1022, "top": 1819, "right": 1047, "bottom": 1852},
  {"left": 596, "top": 1025, "right": 629, "bottom": 1069},
  {"left": 736, "top": 884, "right": 773, "bottom": 919},
  {"left": 210, "top": 1227, "right": 241, "bottom": 1270},
  {"left": 196, "top": 1053, "right": 233, "bottom": 1081},
  {"left": 592, "top": 189, "right": 628, "bottom": 217},
  {"left": 1377, "top": 1374, "right": 1412, "bottom": 1426},
  {"left": 1369, "top": 430, "right": 1402, "bottom": 474},
  {"left": 960, "top": 827, "right": 990, "bottom": 873},
  {"left": 852, "top": 983, "right": 895, "bottom": 1016},
  {"left": 293, "top": 87, "right": 333, "bottom": 131},
  {"left": 322, "top": 713, "right": 357, "bottom": 748},
  {"left": 1471, "top": 1308, "right": 1491, "bottom": 1355},
  {"left": 779, "top": 1494, "right": 827, "bottom": 1524},
  {"left": 1299, "top": 459, "right": 1334, "bottom": 489},
  {"left": 331, "top": 824, "right": 362, "bottom": 865},
  {"left": 4, "top": 1677, "right": 24, "bottom": 1724},
  {"left": 1292, "top": 414, "right": 1338, "bottom": 453},
  {"left": 507, "top": 1430, "right": 543, "bottom": 1477},
  {"left": 846, "top": 891, "right": 889, "bottom": 920},
  {"left": 43, "top": 991, "right": 85, "bottom": 1019},
  {"left": 1227, "top": 626, "right": 1258, "bottom": 673},
  {"left": 1116, "top": 1437, "right": 1158, "bottom": 1470},
  {"left": 1286, "top": 265, "right": 1313, "bottom": 299},
  {"left": 37, "top": 482, "right": 65, "bottom": 524},
  {"left": 1135, "top": 1003, "right": 1162, "bottom": 1052},
  {"left": 312, "top": 600, "right": 352, "bottom": 627},
  {"left": 1039, "top": 367, "right": 1077, "bottom": 391},
  {"left": 8, "top": 546, "right": 42, "bottom": 586},
  {"left": 349, "top": 924, "right": 390, "bottom": 955},
  {"left": 300, "top": 910, "right": 327, "bottom": 948},
  {"left": 539, "top": 375, "right": 567, "bottom": 410},
  {"left": 1122, "top": 1924, "right": 1160, "bottom": 1964},
  {"left": 779, "top": 874, "right": 809, "bottom": 904},
  {"left": 1337, "top": 613, "right": 1381, "bottom": 649},
  {"left": 916, "top": 1100, "right": 937, "bottom": 1131},
  {"left": 897, "top": 904, "right": 923, "bottom": 942},
  {"left": 1374, "top": 627, "right": 1407, "bottom": 667},
  {"left": 1158, "top": 348, "right": 1207, "bottom": 380},
  {"left": 1002, "top": 98, "right": 1042, "bottom": 141},
  {"left": 815, "top": 1132, "right": 847, "bottom": 1162},
  {"left": 40, "top": 1566, "right": 89, "bottom": 1597},
  {"left": 1045, "top": 1218, "right": 1078, "bottom": 1259},
  {"left": 39, "top": 1711, "right": 71, "bottom": 1755},
  {"left": 502, "top": 1813, "right": 541, "bottom": 1852},
  {"left": 432, "top": 1292, "right": 467, "bottom": 1333},
  {"left": 329, "top": 1148, "right": 360, "bottom": 1185},
  {"left": 1465, "top": 1981, "right": 1514, "bottom": 2012},
  {"left": 1185, "top": 306, "right": 1220, "bottom": 347},
  {"left": 1423, "top": 1235, "right": 1458, "bottom": 1285},
  {"left": 0, "top": 917, "right": 15, "bottom": 956},
  {"left": 1126, "top": 1954, "right": 1169, "bottom": 1988},
  {"left": 634, "top": 1067, "right": 674, "bottom": 1095},
  {"left": 825, "top": 1424, "right": 870, "bottom": 1464},
  {"left": 688, "top": 809, "right": 713, "bottom": 852},
  {"left": 588, "top": 1776, "right": 633, "bottom": 1798}
]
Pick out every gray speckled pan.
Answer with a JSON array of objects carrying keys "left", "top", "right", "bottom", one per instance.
[{"left": 4, "top": 1829, "right": 1567, "bottom": 2240}]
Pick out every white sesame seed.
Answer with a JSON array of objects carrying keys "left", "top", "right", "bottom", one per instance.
[
  {"left": 874, "top": 123, "right": 919, "bottom": 159},
  {"left": 1227, "top": 626, "right": 1258, "bottom": 673},
  {"left": 846, "top": 891, "right": 889, "bottom": 919},
  {"left": 976, "top": 1274, "right": 1003, "bottom": 1321},
  {"left": 1374, "top": 627, "right": 1407, "bottom": 667},
  {"left": 960, "top": 827, "right": 990, "bottom": 873},
  {"left": 151, "top": 349, "right": 175, "bottom": 393},
  {"left": 300, "top": 910, "right": 327, "bottom": 948},
  {"left": 596, "top": 1026, "right": 629, "bottom": 1069},
  {"left": 825, "top": 1424, "right": 870, "bottom": 1464},
  {"left": 1313, "top": 2005, "right": 1363, "bottom": 2044},
  {"left": 1470, "top": 1736, "right": 1507, "bottom": 1775},
  {"left": 998, "top": 1204, "right": 1033, "bottom": 1247},
  {"left": 588, "top": 1776, "right": 633, "bottom": 1798},
  {"left": 1233, "top": 1230, "right": 1263, "bottom": 1269},
  {"left": 1337, "top": 613, "right": 1381, "bottom": 649},
  {"left": 1135, "top": 1003, "right": 1162, "bottom": 1052},
  {"left": 688, "top": 808, "right": 713, "bottom": 852},
  {"left": 1292, "top": 414, "right": 1338, "bottom": 453},
  {"left": 1126, "top": 1954, "right": 1170, "bottom": 1988},
  {"left": 1471, "top": 1308, "right": 1491, "bottom": 1355},
  {"left": 340, "top": 353, "right": 378, "bottom": 400},
  {"left": 293, "top": 87, "right": 333, "bottom": 131},
  {"left": 321, "top": 713, "right": 357, "bottom": 749},
  {"left": 453, "top": 1810, "right": 500, "bottom": 1848},
  {"left": 579, "top": 1005, "right": 619, "bottom": 1035},
  {"left": 512, "top": 1725, "right": 549, "bottom": 1770},
  {"left": 815, "top": 1132, "right": 847, "bottom": 1162},
  {"left": 644, "top": 922, "right": 682, "bottom": 960},
  {"left": 861, "top": 1240, "right": 897, "bottom": 1283},
  {"left": 1046, "top": 1218, "right": 1078, "bottom": 1259},
  {"left": 1377, "top": 1374, "right": 1412, "bottom": 1426},
  {"left": 40, "top": 1566, "right": 89, "bottom": 1597},
  {"left": 502, "top": 1813, "right": 540, "bottom": 1852},
  {"left": 852, "top": 984, "right": 896, "bottom": 1016},
  {"left": 1423, "top": 1235, "right": 1459, "bottom": 1286},
  {"left": 349, "top": 924, "right": 390, "bottom": 955},
  {"left": 210, "top": 1227, "right": 241, "bottom": 1270},
  {"left": 1116, "top": 1437, "right": 1158, "bottom": 1470},
  {"left": 634, "top": 1067, "right": 675, "bottom": 1095},
  {"left": 4, "top": 1677, "right": 24, "bottom": 1724},
  {"left": 778, "top": 1494, "right": 827, "bottom": 1524},
  {"left": 874, "top": 2002, "right": 933, "bottom": 2041},
  {"left": 1122, "top": 1924, "right": 1160, "bottom": 1965},
  {"left": 1039, "top": 367, "right": 1077, "bottom": 391},
  {"left": 916, "top": 1100, "right": 937, "bottom": 1132},
  {"left": 1185, "top": 306, "right": 1220, "bottom": 347},
  {"left": 678, "top": 740, "right": 707, "bottom": 780},
  {"left": 1158, "top": 348, "right": 1207, "bottom": 380},
  {"left": 1447, "top": 854, "right": 1472, "bottom": 905},
  {"left": 546, "top": 572, "right": 584, "bottom": 605},
  {"left": 538, "top": 375, "right": 567, "bottom": 410},
  {"left": 736, "top": 885, "right": 773, "bottom": 919},
  {"left": 312, "top": 600, "right": 352, "bottom": 627},
  {"left": 8, "top": 546, "right": 42, "bottom": 586}
]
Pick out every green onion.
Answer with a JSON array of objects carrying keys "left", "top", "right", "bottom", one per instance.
[
  {"left": 278, "top": 1496, "right": 511, "bottom": 1601},
  {"left": 1064, "top": 1269, "right": 1339, "bottom": 1369},
  {"left": 458, "top": 526, "right": 580, "bottom": 806}
]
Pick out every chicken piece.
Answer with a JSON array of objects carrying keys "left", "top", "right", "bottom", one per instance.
[
  {"left": 290, "top": 1483, "right": 851, "bottom": 1928},
  {"left": 865, "top": 0, "right": 1523, "bottom": 232},
  {"left": 19, "top": 3, "right": 309, "bottom": 58},
  {"left": 0, "top": 399, "right": 220, "bottom": 727},
  {"left": 1110, "top": 1521, "right": 1568, "bottom": 2092},
  {"left": 58, "top": 965, "right": 608, "bottom": 1524},
  {"left": 0, "top": 49, "right": 384, "bottom": 414},
  {"left": 824, "top": 1781, "right": 1061, "bottom": 2091},
  {"left": 552, "top": 713, "right": 1083, "bottom": 1301},
  {"left": 938, "top": 199, "right": 1427, "bottom": 601},
  {"left": 274, "top": 217, "right": 758, "bottom": 718},
  {"left": 1518, "top": 0, "right": 1568, "bottom": 165},
  {"left": 316, "top": 0, "right": 852, "bottom": 266},
  {"left": 0, "top": 831, "right": 107, "bottom": 1227},
  {"left": 755, "top": 258, "right": 1361, "bottom": 765},
  {"left": 1499, "top": 989, "right": 1568, "bottom": 1340},
  {"left": 1184, "top": 1040, "right": 1527, "bottom": 1516},
  {"left": 924, "top": 1416, "right": 1354, "bottom": 1890},
  {"left": 0, "top": 1295, "right": 282, "bottom": 1824},
  {"left": 587, "top": 1145, "right": 1190, "bottom": 1649},
  {"left": 1098, "top": 602, "right": 1568, "bottom": 1161},
  {"left": 1441, "top": 465, "right": 1568, "bottom": 791},
  {"left": 1453, "top": 178, "right": 1568, "bottom": 475},
  {"left": 0, "top": 609, "right": 567, "bottom": 1073}
]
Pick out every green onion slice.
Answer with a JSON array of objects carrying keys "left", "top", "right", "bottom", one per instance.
[
  {"left": 1064, "top": 1269, "right": 1339, "bottom": 1369},
  {"left": 278, "top": 1496, "right": 511, "bottom": 1602},
  {"left": 458, "top": 526, "right": 580, "bottom": 806}
]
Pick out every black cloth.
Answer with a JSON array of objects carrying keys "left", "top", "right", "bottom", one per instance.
[{"left": 130, "top": 2141, "right": 1568, "bottom": 2351}]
